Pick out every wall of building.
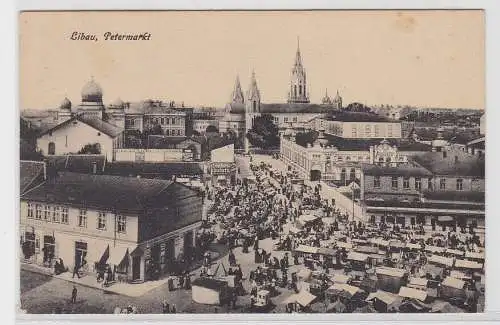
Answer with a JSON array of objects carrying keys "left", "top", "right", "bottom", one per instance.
[
  {"left": 125, "top": 115, "right": 144, "bottom": 132},
  {"left": 37, "top": 121, "right": 115, "bottom": 161},
  {"left": 114, "top": 148, "right": 184, "bottom": 162},
  {"left": 144, "top": 114, "right": 185, "bottom": 136},
  {"left": 20, "top": 200, "right": 139, "bottom": 270},
  {"left": 193, "top": 119, "right": 219, "bottom": 133}
]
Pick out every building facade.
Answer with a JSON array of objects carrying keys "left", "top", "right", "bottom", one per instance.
[
  {"left": 313, "top": 116, "right": 402, "bottom": 139},
  {"left": 20, "top": 172, "right": 203, "bottom": 283},
  {"left": 360, "top": 150, "right": 485, "bottom": 238},
  {"left": 36, "top": 115, "right": 124, "bottom": 161}
]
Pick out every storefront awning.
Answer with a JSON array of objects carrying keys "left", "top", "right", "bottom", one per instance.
[
  {"left": 438, "top": 215, "right": 454, "bottom": 222},
  {"left": 109, "top": 246, "right": 131, "bottom": 266}
]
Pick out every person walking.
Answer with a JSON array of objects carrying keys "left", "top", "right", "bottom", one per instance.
[
  {"left": 71, "top": 286, "right": 77, "bottom": 304},
  {"left": 72, "top": 264, "right": 80, "bottom": 279}
]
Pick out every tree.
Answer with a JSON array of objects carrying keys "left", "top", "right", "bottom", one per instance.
[
  {"left": 345, "top": 102, "right": 372, "bottom": 113},
  {"left": 246, "top": 114, "right": 280, "bottom": 149},
  {"left": 78, "top": 143, "right": 101, "bottom": 154},
  {"left": 295, "top": 130, "right": 318, "bottom": 147},
  {"left": 206, "top": 125, "right": 219, "bottom": 133}
]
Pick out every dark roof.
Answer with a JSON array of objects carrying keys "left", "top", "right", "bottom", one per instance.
[
  {"left": 320, "top": 135, "right": 431, "bottom": 152},
  {"left": 38, "top": 115, "right": 122, "bottom": 138},
  {"left": 412, "top": 152, "right": 485, "bottom": 177},
  {"left": 192, "top": 277, "right": 227, "bottom": 290},
  {"left": 324, "top": 111, "right": 397, "bottom": 122},
  {"left": 361, "top": 163, "right": 433, "bottom": 177},
  {"left": 20, "top": 161, "right": 45, "bottom": 194},
  {"left": 125, "top": 101, "right": 184, "bottom": 115},
  {"left": 260, "top": 103, "right": 332, "bottom": 114},
  {"left": 105, "top": 162, "right": 204, "bottom": 179},
  {"left": 45, "top": 155, "right": 106, "bottom": 174},
  {"left": 21, "top": 172, "right": 175, "bottom": 215},
  {"left": 422, "top": 190, "right": 484, "bottom": 203}
]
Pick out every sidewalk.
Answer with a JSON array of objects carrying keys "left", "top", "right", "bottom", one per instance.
[{"left": 21, "top": 262, "right": 169, "bottom": 298}]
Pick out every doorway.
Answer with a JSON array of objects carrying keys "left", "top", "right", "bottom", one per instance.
[
  {"left": 74, "top": 241, "right": 87, "bottom": 269},
  {"left": 310, "top": 170, "right": 321, "bottom": 181},
  {"left": 48, "top": 142, "right": 56, "bottom": 155},
  {"left": 132, "top": 256, "right": 141, "bottom": 280}
]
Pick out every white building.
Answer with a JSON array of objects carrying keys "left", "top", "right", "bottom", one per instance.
[{"left": 37, "top": 115, "right": 124, "bottom": 161}]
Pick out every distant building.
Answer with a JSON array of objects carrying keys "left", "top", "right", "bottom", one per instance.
[
  {"left": 360, "top": 150, "right": 485, "bottom": 238},
  {"left": 20, "top": 172, "right": 203, "bottom": 283},
  {"left": 192, "top": 118, "right": 219, "bottom": 134},
  {"left": 36, "top": 115, "right": 124, "bottom": 161},
  {"left": 280, "top": 130, "right": 430, "bottom": 182},
  {"left": 480, "top": 113, "right": 485, "bottom": 136},
  {"left": 313, "top": 112, "right": 403, "bottom": 139},
  {"left": 219, "top": 40, "right": 343, "bottom": 151}
]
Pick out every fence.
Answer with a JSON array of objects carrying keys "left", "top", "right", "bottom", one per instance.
[{"left": 113, "top": 148, "right": 185, "bottom": 162}]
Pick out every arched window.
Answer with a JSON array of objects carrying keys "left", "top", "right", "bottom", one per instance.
[
  {"left": 299, "top": 85, "right": 302, "bottom": 96},
  {"left": 294, "top": 85, "right": 297, "bottom": 97},
  {"left": 48, "top": 142, "right": 55, "bottom": 155},
  {"left": 340, "top": 168, "right": 346, "bottom": 182},
  {"left": 252, "top": 101, "right": 257, "bottom": 112}
]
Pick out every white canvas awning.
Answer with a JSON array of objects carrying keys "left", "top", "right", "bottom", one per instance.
[
  {"left": 295, "top": 245, "right": 319, "bottom": 254},
  {"left": 299, "top": 214, "right": 319, "bottom": 223},
  {"left": 370, "top": 238, "right": 390, "bottom": 247},
  {"left": 465, "top": 251, "right": 485, "bottom": 260},
  {"left": 295, "top": 290, "right": 317, "bottom": 307},
  {"left": 438, "top": 215, "right": 454, "bottom": 222},
  {"left": 376, "top": 267, "right": 406, "bottom": 278},
  {"left": 406, "top": 243, "right": 422, "bottom": 250},
  {"left": 333, "top": 274, "right": 351, "bottom": 284},
  {"left": 450, "top": 270, "right": 471, "bottom": 280},
  {"left": 366, "top": 290, "right": 398, "bottom": 305},
  {"left": 455, "top": 259, "right": 483, "bottom": 270},
  {"left": 409, "top": 277, "right": 428, "bottom": 287},
  {"left": 428, "top": 254, "right": 454, "bottom": 267},
  {"left": 442, "top": 277, "right": 465, "bottom": 290},
  {"left": 297, "top": 268, "right": 313, "bottom": 280},
  {"left": 398, "top": 286, "right": 427, "bottom": 302},
  {"left": 347, "top": 252, "right": 369, "bottom": 262},
  {"left": 425, "top": 246, "right": 446, "bottom": 254},
  {"left": 336, "top": 241, "right": 353, "bottom": 249},
  {"left": 445, "top": 248, "right": 465, "bottom": 256},
  {"left": 108, "top": 246, "right": 131, "bottom": 266},
  {"left": 328, "top": 283, "right": 362, "bottom": 297}
]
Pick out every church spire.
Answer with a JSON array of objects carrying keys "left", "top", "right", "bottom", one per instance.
[
  {"left": 231, "top": 74, "right": 244, "bottom": 104},
  {"left": 247, "top": 70, "right": 260, "bottom": 100},
  {"left": 295, "top": 36, "right": 302, "bottom": 67}
]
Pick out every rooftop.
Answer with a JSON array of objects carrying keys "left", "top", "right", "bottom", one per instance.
[
  {"left": 45, "top": 155, "right": 106, "bottom": 174},
  {"left": 361, "top": 163, "right": 433, "bottom": 177},
  {"left": 38, "top": 115, "right": 123, "bottom": 138},
  {"left": 314, "top": 134, "right": 432, "bottom": 152},
  {"left": 260, "top": 103, "right": 333, "bottom": 114},
  {"left": 105, "top": 162, "right": 204, "bottom": 179},
  {"left": 412, "top": 152, "right": 485, "bottom": 177},
  {"left": 422, "top": 190, "right": 485, "bottom": 203},
  {"left": 323, "top": 111, "right": 398, "bottom": 123},
  {"left": 21, "top": 172, "right": 179, "bottom": 215},
  {"left": 20, "top": 161, "right": 45, "bottom": 194}
]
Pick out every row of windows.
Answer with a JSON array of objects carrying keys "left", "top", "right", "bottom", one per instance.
[
  {"left": 27, "top": 203, "right": 127, "bottom": 233},
  {"left": 27, "top": 204, "right": 69, "bottom": 224},
  {"left": 283, "top": 117, "right": 298, "bottom": 123},
  {"left": 151, "top": 117, "right": 183, "bottom": 125},
  {"left": 165, "top": 129, "right": 184, "bottom": 136},
  {"left": 351, "top": 124, "right": 394, "bottom": 137},
  {"left": 373, "top": 177, "right": 464, "bottom": 191}
]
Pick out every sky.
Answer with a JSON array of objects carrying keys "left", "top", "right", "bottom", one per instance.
[{"left": 19, "top": 10, "right": 485, "bottom": 110}]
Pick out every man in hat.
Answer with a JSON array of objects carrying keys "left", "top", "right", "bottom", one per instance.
[{"left": 71, "top": 285, "right": 77, "bottom": 304}]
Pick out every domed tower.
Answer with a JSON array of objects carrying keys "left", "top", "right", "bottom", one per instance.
[
  {"left": 78, "top": 77, "right": 105, "bottom": 119},
  {"left": 106, "top": 98, "right": 125, "bottom": 129},
  {"left": 332, "top": 90, "right": 343, "bottom": 110},
  {"left": 58, "top": 97, "right": 73, "bottom": 121},
  {"left": 288, "top": 37, "right": 309, "bottom": 104},
  {"left": 321, "top": 89, "right": 332, "bottom": 105}
]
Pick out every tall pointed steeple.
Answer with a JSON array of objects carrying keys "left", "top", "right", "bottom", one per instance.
[
  {"left": 246, "top": 70, "right": 261, "bottom": 113},
  {"left": 295, "top": 36, "right": 302, "bottom": 67},
  {"left": 322, "top": 88, "right": 332, "bottom": 105},
  {"left": 288, "top": 37, "right": 309, "bottom": 104},
  {"left": 231, "top": 74, "right": 245, "bottom": 104}
]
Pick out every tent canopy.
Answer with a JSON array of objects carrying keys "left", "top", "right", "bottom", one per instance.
[
  {"left": 409, "top": 277, "right": 428, "bottom": 287},
  {"left": 376, "top": 267, "right": 406, "bottom": 278},
  {"left": 425, "top": 246, "right": 446, "bottom": 254},
  {"left": 347, "top": 251, "right": 369, "bottom": 262},
  {"left": 438, "top": 216, "right": 454, "bottom": 222},
  {"left": 336, "top": 241, "right": 353, "bottom": 249},
  {"left": 455, "top": 259, "right": 483, "bottom": 270},
  {"left": 398, "top": 286, "right": 427, "bottom": 302},
  {"left": 108, "top": 246, "right": 131, "bottom": 266},
  {"left": 428, "top": 254, "right": 454, "bottom": 267},
  {"left": 465, "top": 251, "right": 485, "bottom": 260},
  {"left": 442, "top": 277, "right": 465, "bottom": 290},
  {"left": 295, "top": 245, "right": 319, "bottom": 254}
]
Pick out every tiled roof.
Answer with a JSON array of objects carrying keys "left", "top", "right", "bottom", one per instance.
[
  {"left": 45, "top": 155, "right": 106, "bottom": 174},
  {"left": 260, "top": 103, "right": 332, "bottom": 114},
  {"left": 324, "top": 111, "right": 396, "bottom": 122},
  {"left": 125, "top": 101, "right": 184, "bottom": 115},
  {"left": 412, "top": 152, "right": 485, "bottom": 177},
  {"left": 20, "top": 161, "right": 45, "bottom": 194},
  {"left": 21, "top": 172, "right": 175, "bottom": 215},
  {"left": 105, "top": 162, "right": 204, "bottom": 179},
  {"left": 361, "top": 163, "right": 433, "bottom": 177},
  {"left": 320, "top": 135, "right": 431, "bottom": 152},
  {"left": 38, "top": 115, "right": 123, "bottom": 138}
]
